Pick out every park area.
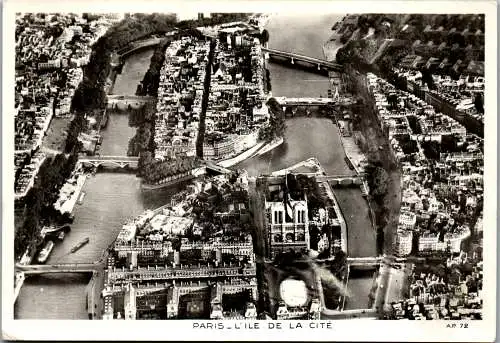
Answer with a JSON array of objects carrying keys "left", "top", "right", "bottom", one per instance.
[{"left": 42, "top": 116, "right": 73, "bottom": 153}]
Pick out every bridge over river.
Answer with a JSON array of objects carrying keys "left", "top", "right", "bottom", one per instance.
[
  {"left": 107, "top": 95, "right": 155, "bottom": 109},
  {"left": 15, "top": 262, "right": 101, "bottom": 275},
  {"left": 78, "top": 154, "right": 240, "bottom": 184},
  {"left": 80, "top": 155, "right": 139, "bottom": 169},
  {"left": 262, "top": 47, "right": 343, "bottom": 72},
  {"left": 318, "top": 255, "right": 409, "bottom": 269},
  {"left": 274, "top": 97, "right": 336, "bottom": 106}
]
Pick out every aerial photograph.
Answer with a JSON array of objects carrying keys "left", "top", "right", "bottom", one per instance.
[{"left": 12, "top": 11, "right": 484, "bottom": 321}]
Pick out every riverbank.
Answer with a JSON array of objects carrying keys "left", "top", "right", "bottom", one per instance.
[
  {"left": 13, "top": 273, "right": 25, "bottom": 307},
  {"left": 271, "top": 157, "right": 326, "bottom": 176},
  {"left": 141, "top": 172, "right": 196, "bottom": 190},
  {"left": 332, "top": 116, "right": 371, "bottom": 198},
  {"left": 324, "top": 181, "right": 348, "bottom": 254},
  {"left": 85, "top": 256, "right": 106, "bottom": 319},
  {"left": 332, "top": 117, "right": 365, "bottom": 176},
  {"left": 140, "top": 137, "right": 283, "bottom": 189},
  {"left": 344, "top": 70, "right": 402, "bottom": 255},
  {"left": 219, "top": 137, "right": 283, "bottom": 169},
  {"left": 322, "top": 15, "right": 348, "bottom": 61},
  {"left": 53, "top": 169, "right": 87, "bottom": 215},
  {"left": 255, "top": 137, "right": 284, "bottom": 157}
]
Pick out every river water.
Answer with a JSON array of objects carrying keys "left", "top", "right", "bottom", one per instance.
[
  {"left": 112, "top": 49, "right": 154, "bottom": 96},
  {"left": 16, "top": 13, "right": 376, "bottom": 319},
  {"left": 99, "top": 112, "right": 136, "bottom": 156},
  {"left": 237, "top": 117, "right": 352, "bottom": 177},
  {"left": 265, "top": 13, "right": 341, "bottom": 98}
]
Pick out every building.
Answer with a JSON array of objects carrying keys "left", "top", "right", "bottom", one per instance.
[
  {"left": 275, "top": 299, "right": 321, "bottom": 320},
  {"left": 258, "top": 175, "right": 310, "bottom": 259},
  {"left": 399, "top": 211, "right": 417, "bottom": 230},
  {"left": 394, "top": 229, "right": 413, "bottom": 256},
  {"left": 103, "top": 278, "right": 258, "bottom": 320},
  {"left": 418, "top": 232, "right": 442, "bottom": 252},
  {"left": 103, "top": 171, "right": 260, "bottom": 320}
]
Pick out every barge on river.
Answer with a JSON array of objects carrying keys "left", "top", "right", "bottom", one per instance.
[
  {"left": 71, "top": 237, "right": 90, "bottom": 253},
  {"left": 37, "top": 241, "right": 55, "bottom": 264}
]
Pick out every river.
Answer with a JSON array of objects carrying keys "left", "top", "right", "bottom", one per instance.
[
  {"left": 344, "top": 270, "right": 376, "bottom": 310},
  {"left": 16, "top": 13, "right": 377, "bottom": 319},
  {"left": 14, "top": 48, "right": 163, "bottom": 319},
  {"left": 237, "top": 117, "right": 352, "bottom": 176},
  {"left": 102, "top": 48, "right": 155, "bottom": 156},
  {"left": 112, "top": 48, "right": 154, "bottom": 96},
  {"left": 265, "top": 13, "right": 342, "bottom": 98},
  {"left": 334, "top": 188, "right": 376, "bottom": 258},
  {"left": 99, "top": 112, "right": 136, "bottom": 156}
]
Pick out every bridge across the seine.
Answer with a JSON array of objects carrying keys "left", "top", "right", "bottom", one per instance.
[
  {"left": 274, "top": 97, "right": 336, "bottom": 106},
  {"left": 107, "top": 95, "right": 155, "bottom": 109},
  {"left": 79, "top": 155, "right": 234, "bottom": 177},
  {"left": 265, "top": 172, "right": 363, "bottom": 186},
  {"left": 107, "top": 95, "right": 155, "bottom": 102},
  {"left": 318, "top": 255, "right": 408, "bottom": 268},
  {"left": 262, "top": 47, "right": 343, "bottom": 72},
  {"left": 15, "top": 262, "right": 100, "bottom": 275},
  {"left": 202, "top": 160, "right": 232, "bottom": 174},
  {"left": 80, "top": 155, "right": 139, "bottom": 169}
]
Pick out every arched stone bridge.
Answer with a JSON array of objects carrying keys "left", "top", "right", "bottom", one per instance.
[
  {"left": 274, "top": 97, "right": 337, "bottom": 106},
  {"left": 107, "top": 95, "right": 155, "bottom": 109},
  {"left": 80, "top": 155, "right": 139, "bottom": 169}
]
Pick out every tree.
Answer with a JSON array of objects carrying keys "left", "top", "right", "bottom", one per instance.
[
  {"left": 196, "top": 38, "right": 216, "bottom": 158},
  {"left": 335, "top": 43, "right": 354, "bottom": 65},
  {"left": 379, "top": 55, "right": 394, "bottom": 77},
  {"left": 137, "top": 39, "right": 172, "bottom": 96},
  {"left": 366, "top": 165, "right": 389, "bottom": 200},
  {"left": 387, "top": 94, "right": 398, "bottom": 109},
  {"left": 309, "top": 224, "right": 321, "bottom": 250},
  {"left": 265, "top": 97, "right": 286, "bottom": 140},
  {"left": 421, "top": 70, "right": 436, "bottom": 90},
  {"left": 260, "top": 29, "right": 269, "bottom": 45},
  {"left": 474, "top": 93, "right": 484, "bottom": 114}
]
